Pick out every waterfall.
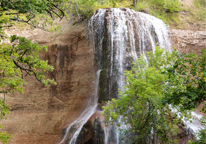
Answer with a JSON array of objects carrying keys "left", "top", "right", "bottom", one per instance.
[
  {"left": 92, "top": 8, "right": 172, "bottom": 103},
  {"left": 91, "top": 8, "right": 172, "bottom": 144},
  {"left": 60, "top": 7, "right": 203, "bottom": 144}
]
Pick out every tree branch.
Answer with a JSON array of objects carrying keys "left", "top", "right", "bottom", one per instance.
[{"left": 13, "top": 60, "right": 42, "bottom": 83}]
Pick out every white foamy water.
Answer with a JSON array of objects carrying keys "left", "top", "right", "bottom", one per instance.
[
  {"left": 170, "top": 106, "right": 204, "bottom": 139},
  {"left": 187, "top": 112, "right": 204, "bottom": 133}
]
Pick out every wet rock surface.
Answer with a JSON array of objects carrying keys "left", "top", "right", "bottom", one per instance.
[{"left": 74, "top": 111, "right": 105, "bottom": 144}]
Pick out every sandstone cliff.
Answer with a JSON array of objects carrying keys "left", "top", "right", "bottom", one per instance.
[
  {"left": 171, "top": 29, "right": 206, "bottom": 56},
  {"left": 0, "top": 20, "right": 96, "bottom": 144}
]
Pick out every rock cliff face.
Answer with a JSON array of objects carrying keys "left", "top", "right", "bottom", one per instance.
[
  {"left": 0, "top": 10, "right": 205, "bottom": 144},
  {"left": 75, "top": 111, "right": 106, "bottom": 144},
  {"left": 171, "top": 29, "right": 206, "bottom": 56},
  {"left": 0, "top": 20, "right": 96, "bottom": 144}
]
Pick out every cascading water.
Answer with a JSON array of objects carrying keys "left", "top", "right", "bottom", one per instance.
[
  {"left": 60, "top": 7, "right": 203, "bottom": 144},
  {"left": 95, "top": 8, "right": 172, "bottom": 104},
  {"left": 59, "top": 70, "right": 101, "bottom": 144},
  {"left": 90, "top": 8, "right": 172, "bottom": 143},
  {"left": 171, "top": 107, "right": 205, "bottom": 140}
]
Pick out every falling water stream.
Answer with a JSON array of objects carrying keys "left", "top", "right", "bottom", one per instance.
[
  {"left": 59, "top": 70, "right": 101, "bottom": 144},
  {"left": 60, "top": 8, "right": 203, "bottom": 144}
]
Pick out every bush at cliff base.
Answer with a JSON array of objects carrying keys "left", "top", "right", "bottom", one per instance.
[{"left": 103, "top": 47, "right": 206, "bottom": 143}]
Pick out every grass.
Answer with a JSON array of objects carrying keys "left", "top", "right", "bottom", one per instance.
[
  {"left": 13, "top": 0, "right": 206, "bottom": 30},
  {"left": 133, "top": 0, "right": 182, "bottom": 26},
  {"left": 192, "top": 0, "right": 206, "bottom": 21},
  {"left": 70, "top": 0, "right": 183, "bottom": 26},
  {"left": 132, "top": 0, "right": 206, "bottom": 29}
]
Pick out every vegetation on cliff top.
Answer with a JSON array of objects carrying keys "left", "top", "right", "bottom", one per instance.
[{"left": 69, "top": 0, "right": 205, "bottom": 29}]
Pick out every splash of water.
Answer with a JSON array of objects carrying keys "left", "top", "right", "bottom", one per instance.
[
  {"left": 59, "top": 70, "right": 101, "bottom": 144},
  {"left": 171, "top": 107, "right": 204, "bottom": 138},
  {"left": 189, "top": 112, "right": 204, "bottom": 132}
]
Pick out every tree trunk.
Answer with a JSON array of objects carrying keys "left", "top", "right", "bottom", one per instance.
[{"left": 133, "top": 0, "right": 136, "bottom": 8}]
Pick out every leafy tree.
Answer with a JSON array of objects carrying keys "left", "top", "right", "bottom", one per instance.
[
  {"left": 0, "top": 36, "right": 56, "bottom": 142},
  {"left": 0, "top": 0, "right": 66, "bottom": 143},
  {"left": 103, "top": 47, "right": 180, "bottom": 143},
  {"left": 0, "top": 35, "right": 56, "bottom": 94},
  {"left": 0, "top": 0, "right": 65, "bottom": 36},
  {"left": 163, "top": 48, "right": 206, "bottom": 143},
  {"left": 163, "top": 48, "right": 206, "bottom": 112},
  {"left": 103, "top": 47, "right": 206, "bottom": 143}
]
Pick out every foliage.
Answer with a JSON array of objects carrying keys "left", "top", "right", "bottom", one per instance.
[
  {"left": 0, "top": 100, "right": 10, "bottom": 143},
  {"left": 163, "top": 48, "right": 206, "bottom": 112},
  {"left": 0, "top": 0, "right": 64, "bottom": 143},
  {"left": 103, "top": 47, "right": 181, "bottom": 143},
  {"left": 0, "top": 0, "right": 65, "bottom": 35},
  {"left": 0, "top": 35, "right": 56, "bottom": 94},
  {"left": 103, "top": 47, "right": 206, "bottom": 143},
  {"left": 135, "top": 0, "right": 206, "bottom": 26},
  {"left": 0, "top": 35, "right": 56, "bottom": 143},
  {"left": 192, "top": 0, "right": 206, "bottom": 21},
  {"left": 134, "top": 0, "right": 181, "bottom": 25},
  {"left": 66, "top": 0, "right": 206, "bottom": 27},
  {"left": 67, "top": 0, "right": 131, "bottom": 19},
  {"left": 163, "top": 48, "right": 206, "bottom": 143},
  {"left": 195, "top": 0, "right": 206, "bottom": 7},
  {"left": 149, "top": 0, "right": 181, "bottom": 13},
  {"left": 67, "top": 0, "right": 182, "bottom": 26}
]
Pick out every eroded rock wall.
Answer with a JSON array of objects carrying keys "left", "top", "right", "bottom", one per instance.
[
  {"left": 171, "top": 29, "right": 206, "bottom": 55},
  {"left": 0, "top": 20, "right": 95, "bottom": 144}
]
